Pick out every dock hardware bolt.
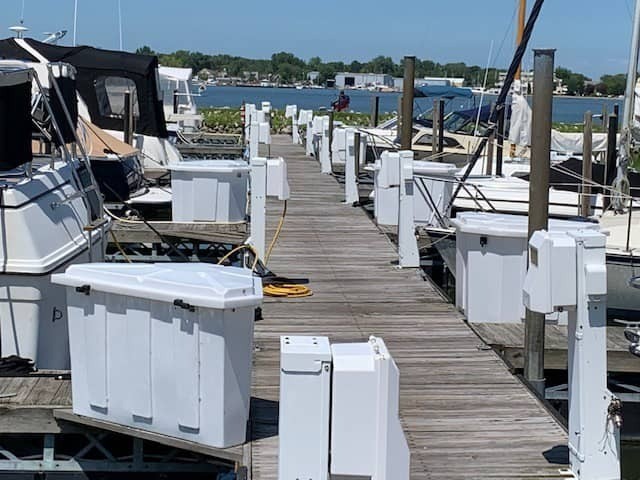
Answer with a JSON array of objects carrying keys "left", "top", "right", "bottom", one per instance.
[
  {"left": 75, "top": 285, "right": 91, "bottom": 295},
  {"left": 608, "top": 398, "right": 623, "bottom": 429},
  {"left": 173, "top": 299, "right": 196, "bottom": 312}
]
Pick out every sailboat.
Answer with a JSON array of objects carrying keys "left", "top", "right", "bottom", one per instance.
[{"left": 415, "top": 0, "right": 640, "bottom": 318}]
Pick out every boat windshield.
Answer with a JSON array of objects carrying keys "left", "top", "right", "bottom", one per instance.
[{"left": 443, "top": 111, "right": 488, "bottom": 136}]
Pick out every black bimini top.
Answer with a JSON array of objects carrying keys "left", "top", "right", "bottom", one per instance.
[{"left": 0, "top": 38, "right": 168, "bottom": 139}]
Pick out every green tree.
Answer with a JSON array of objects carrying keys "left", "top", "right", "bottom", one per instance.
[
  {"left": 135, "top": 45, "right": 155, "bottom": 56},
  {"left": 555, "top": 67, "right": 589, "bottom": 95},
  {"left": 366, "top": 56, "right": 396, "bottom": 74},
  {"left": 308, "top": 56, "right": 322, "bottom": 71},
  {"left": 600, "top": 74, "right": 626, "bottom": 96}
]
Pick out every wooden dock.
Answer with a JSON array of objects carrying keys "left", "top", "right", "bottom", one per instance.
[
  {"left": 248, "top": 136, "right": 569, "bottom": 479},
  {"left": 0, "top": 135, "right": 571, "bottom": 478},
  {"left": 471, "top": 323, "right": 639, "bottom": 373}
]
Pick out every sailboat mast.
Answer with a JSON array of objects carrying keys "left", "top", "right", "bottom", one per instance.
[
  {"left": 623, "top": 0, "right": 640, "bottom": 136},
  {"left": 515, "top": 0, "right": 526, "bottom": 82},
  {"left": 73, "top": 0, "right": 78, "bottom": 46}
]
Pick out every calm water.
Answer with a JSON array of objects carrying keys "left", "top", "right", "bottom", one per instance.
[{"left": 195, "top": 85, "right": 624, "bottom": 124}]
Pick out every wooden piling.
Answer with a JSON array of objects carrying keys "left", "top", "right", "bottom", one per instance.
[
  {"left": 400, "top": 56, "right": 416, "bottom": 150},
  {"left": 370, "top": 96, "right": 380, "bottom": 127},
  {"left": 603, "top": 109, "right": 619, "bottom": 211},
  {"left": 432, "top": 100, "right": 440, "bottom": 157},
  {"left": 123, "top": 90, "right": 134, "bottom": 145},
  {"left": 437, "top": 99, "right": 445, "bottom": 154},
  {"left": 524, "top": 49, "right": 555, "bottom": 398},
  {"left": 496, "top": 106, "right": 505, "bottom": 175},
  {"left": 581, "top": 111, "right": 593, "bottom": 217}
]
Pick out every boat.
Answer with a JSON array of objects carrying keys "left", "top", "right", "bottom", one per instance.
[
  {"left": 0, "top": 37, "right": 183, "bottom": 171},
  {"left": 158, "top": 65, "right": 203, "bottom": 133},
  {"left": 411, "top": 0, "right": 640, "bottom": 319},
  {"left": 0, "top": 63, "right": 109, "bottom": 369},
  {"left": 79, "top": 118, "right": 146, "bottom": 202}
]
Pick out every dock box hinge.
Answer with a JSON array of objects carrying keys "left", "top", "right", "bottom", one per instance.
[{"left": 173, "top": 299, "right": 196, "bottom": 312}]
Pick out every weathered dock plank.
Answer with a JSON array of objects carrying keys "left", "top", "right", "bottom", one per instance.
[
  {"left": 0, "top": 135, "right": 569, "bottom": 479},
  {"left": 471, "top": 322, "right": 639, "bottom": 373},
  {"left": 249, "top": 136, "right": 568, "bottom": 479},
  {"left": 110, "top": 219, "right": 247, "bottom": 244}
]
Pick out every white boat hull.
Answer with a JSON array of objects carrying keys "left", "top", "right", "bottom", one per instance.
[{"left": 0, "top": 238, "right": 104, "bottom": 369}]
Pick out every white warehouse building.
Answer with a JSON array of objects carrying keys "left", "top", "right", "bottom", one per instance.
[{"left": 334, "top": 72, "right": 394, "bottom": 89}]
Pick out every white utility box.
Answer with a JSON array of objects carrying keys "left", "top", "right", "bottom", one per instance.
[
  {"left": 52, "top": 263, "right": 263, "bottom": 449},
  {"left": 285, "top": 105, "right": 297, "bottom": 118},
  {"left": 373, "top": 151, "right": 401, "bottom": 226},
  {"left": 279, "top": 336, "right": 332, "bottom": 480},
  {"left": 278, "top": 336, "right": 410, "bottom": 480},
  {"left": 523, "top": 231, "right": 578, "bottom": 314},
  {"left": 452, "top": 212, "right": 599, "bottom": 324},
  {"left": 330, "top": 337, "right": 410, "bottom": 479},
  {"left": 266, "top": 157, "right": 290, "bottom": 200},
  {"left": 168, "top": 159, "right": 250, "bottom": 222},
  {"left": 374, "top": 154, "right": 457, "bottom": 227},
  {"left": 413, "top": 161, "right": 457, "bottom": 225},
  {"left": 259, "top": 122, "right": 272, "bottom": 144}
]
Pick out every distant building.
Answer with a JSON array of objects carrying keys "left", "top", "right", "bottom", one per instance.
[
  {"left": 307, "top": 71, "right": 320, "bottom": 84},
  {"left": 334, "top": 72, "right": 394, "bottom": 89},
  {"left": 419, "top": 77, "right": 465, "bottom": 88},
  {"left": 496, "top": 70, "right": 567, "bottom": 95},
  {"left": 393, "top": 76, "right": 465, "bottom": 90},
  {"left": 197, "top": 68, "right": 216, "bottom": 81}
]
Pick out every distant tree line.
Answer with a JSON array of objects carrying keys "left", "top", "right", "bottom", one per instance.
[
  {"left": 135, "top": 46, "right": 503, "bottom": 85},
  {"left": 555, "top": 67, "right": 626, "bottom": 96},
  {"left": 136, "top": 46, "right": 628, "bottom": 95}
]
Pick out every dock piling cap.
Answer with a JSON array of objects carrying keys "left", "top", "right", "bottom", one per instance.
[
  {"left": 280, "top": 335, "right": 331, "bottom": 373},
  {"left": 51, "top": 262, "right": 263, "bottom": 310}
]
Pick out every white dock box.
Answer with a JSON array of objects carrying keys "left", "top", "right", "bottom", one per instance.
[
  {"left": 374, "top": 155, "right": 457, "bottom": 227},
  {"left": 452, "top": 212, "right": 599, "bottom": 324},
  {"left": 168, "top": 159, "right": 250, "bottom": 222},
  {"left": 373, "top": 151, "right": 401, "bottom": 226},
  {"left": 413, "top": 161, "right": 457, "bottom": 226},
  {"left": 279, "top": 335, "right": 332, "bottom": 480},
  {"left": 330, "top": 337, "right": 410, "bottom": 479},
  {"left": 52, "top": 263, "right": 262, "bottom": 449}
]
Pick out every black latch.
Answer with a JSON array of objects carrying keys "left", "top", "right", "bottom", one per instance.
[
  {"left": 173, "top": 299, "right": 196, "bottom": 312},
  {"left": 75, "top": 285, "right": 91, "bottom": 295},
  {"left": 480, "top": 236, "right": 488, "bottom": 247}
]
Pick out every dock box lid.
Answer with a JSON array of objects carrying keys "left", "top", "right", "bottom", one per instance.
[
  {"left": 451, "top": 212, "right": 599, "bottom": 238},
  {"left": 280, "top": 335, "right": 332, "bottom": 373},
  {"left": 52, "top": 263, "right": 263, "bottom": 309},
  {"left": 413, "top": 161, "right": 458, "bottom": 176},
  {"left": 331, "top": 337, "right": 390, "bottom": 372},
  {"left": 167, "top": 159, "right": 250, "bottom": 174}
]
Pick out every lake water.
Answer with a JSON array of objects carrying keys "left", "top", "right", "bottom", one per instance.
[{"left": 195, "top": 85, "right": 624, "bottom": 124}]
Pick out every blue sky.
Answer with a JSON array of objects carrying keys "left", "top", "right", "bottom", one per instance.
[{"left": 2, "top": 0, "right": 636, "bottom": 80}]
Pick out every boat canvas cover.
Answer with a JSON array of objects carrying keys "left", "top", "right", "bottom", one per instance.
[
  {"left": 0, "top": 68, "right": 32, "bottom": 171},
  {"left": 414, "top": 85, "right": 474, "bottom": 99},
  {"left": 80, "top": 119, "right": 138, "bottom": 158},
  {"left": 158, "top": 66, "right": 193, "bottom": 82},
  {"left": 453, "top": 104, "right": 492, "bottom": 122},
  {"left": 0, "top": 38, "right": 168, "bottom": 139},
  {"left": 508, "top": 93, "right": 612, "bottom": 153},
  {"left": 50, "top": 74, "right": 78, "bottom": 146}
]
